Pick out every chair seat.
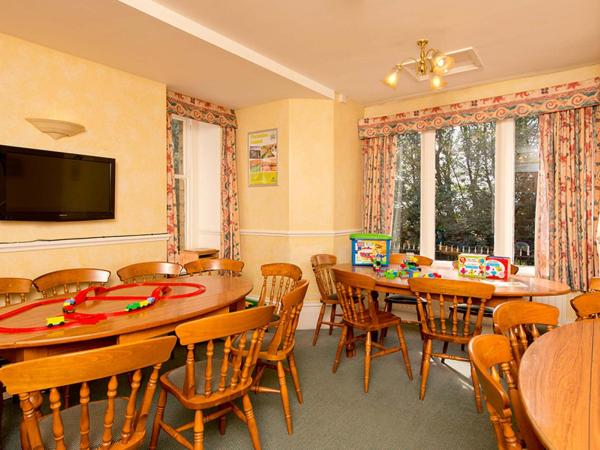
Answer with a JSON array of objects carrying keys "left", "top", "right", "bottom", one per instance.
[
  {"left": 38, "top": 398, "right": 128, "bottom": 450},
  {"left": 452, "top": 303, "right": 494, "bottom": 317},
  {"left": 345, "top": 311, "right": 401, "bottom": 330},
  {"left": 166, "top": 359, "right": 224, "bottom": 395}
]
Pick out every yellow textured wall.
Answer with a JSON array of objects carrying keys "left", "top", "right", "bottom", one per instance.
[
  {"left": 0, "top": 33, "right": 167, "bottom": 283},
  {"left": 365, "top": 64, "right": 600, "bottom": 118}
]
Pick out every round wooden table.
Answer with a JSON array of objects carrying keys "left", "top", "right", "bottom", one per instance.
[
  {"left": 519, "top": 319, "right": 600, "bottom": 450},
  {"left": 333, "top": 264, "right": 571, "bottom": 300},
  {"left": 0, "top": 274, "right": 252, "bottom": 362}
]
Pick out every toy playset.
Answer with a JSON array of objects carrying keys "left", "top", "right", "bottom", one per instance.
[
  {"left": 0, "top": 281, "right": 206, "bottom": 333},
  {"left": 384, "top": 255, "right": 442, "bottom": 280},
  {"left": 350, "top": 233, "right": 391, "bottom": 266},
  {"left": 457, "top": 254, "right": 512, "bottom": 281},
  {"left": 484, "top": 256, "right": 511, "bottom": 281}
]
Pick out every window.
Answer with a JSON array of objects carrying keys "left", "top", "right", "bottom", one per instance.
[
  {"left": 435, "top": 123, "right": 495, "bottom": 261},
  {"left": 391, "top": 117, "right": 538, "bottom": 267},
  {"left": 170, "top": 115, "right": 222, "bottom": 253},
  {"left": 392, "top": 132, "right": 420, "bottom": 252},
  {"left": 514, "top": 117, "right": 539, "bottom": 266}
]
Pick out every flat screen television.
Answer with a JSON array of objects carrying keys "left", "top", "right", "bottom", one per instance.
[{"left": 0, "top": 145, "right": 115, "bottom": 221}]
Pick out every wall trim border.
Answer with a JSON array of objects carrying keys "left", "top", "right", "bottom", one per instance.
[
  {"left": 240, "top": 228, "right": 361, "bottom": 238},
  {"left": 0, "top": 233, "right": 169, "bottom": 253}
]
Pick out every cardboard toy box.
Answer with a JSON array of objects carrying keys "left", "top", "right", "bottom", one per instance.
[{"left": 350, "top": 233, "right": 391, "bottom": 266}]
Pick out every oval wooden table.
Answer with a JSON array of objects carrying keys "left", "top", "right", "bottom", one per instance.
[
  {"left": 519, "top": 319, "right": 599, "bottom": 450},
  {"left": 333, "top": 263, "right": 571, "bottom": 300},
  {"left": 0, "top": 274, "right": 252, "bottom": 363}
]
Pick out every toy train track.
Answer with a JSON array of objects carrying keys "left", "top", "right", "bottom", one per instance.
[{"left": 0, "top": 281, "right": 206, "bottom": 333}]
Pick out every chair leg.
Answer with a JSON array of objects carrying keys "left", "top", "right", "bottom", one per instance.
[
  {"left": 312, "top": 303, "right": 326, "bottom": 346},
  {"left": 276, "top": 360, "right": 293, "bottom": 434},
  {"left": 364, "top": 331, "right": 372, "bottom": 393},
  {"left": 328, "top": 304, "right": 337, "bottom": 335},
  {"left": 395, "top": 324, "right": 413, "bottom": 381},
  {"left": 441, "top": 341, "right": 449, "bottom": 364},
  {"left": 419, "top": 339, "right": 433, "bottom": 401},
  {"left": 242, "top": 393, "right": 262, "bottom": 450},
  {"left": 470, "top": 360, "right": 483, "bottom": 413},
  {"left": 193, "top": 410, "right": 205, "bottom": 450},
  {"left": 332, "top": 325, "right": 347, "bottom": 373},
  {"left": 287, "top": 351, "right": 303, "bottom": 403},
  {"left": 218, "top": 415, "right": 227, "bottom": 435},
  {"left": 149, "top": 388, "right": 167, "bottom": 450}
]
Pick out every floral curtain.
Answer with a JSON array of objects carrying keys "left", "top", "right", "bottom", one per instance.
[
  {"left": 166, "top": 91, "right": 241, "bottom": 262},
  {"left": 535, "top": 106, "right": 600, "bottom": 290},
  {"left": 363, "top": 135, "right": 398, "bottom": 234}
]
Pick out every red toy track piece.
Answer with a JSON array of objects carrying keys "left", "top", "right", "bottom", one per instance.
[{"left": 0, "top": 281, "right": 206, "bottom": 333}]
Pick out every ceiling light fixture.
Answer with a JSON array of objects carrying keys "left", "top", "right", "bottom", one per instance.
[
  {"left": 25, "top": 118, "right": 86, "bottom": 140},
  {"left": 383, "top": 39, "right": 454, "bottom": 90}
]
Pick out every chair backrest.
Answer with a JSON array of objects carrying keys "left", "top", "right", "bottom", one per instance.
[
  {"left": 452, "top": 260, "right": 519, "bottom": 275},
  {"left": 588, "top": 277, "right": 600, "bottom": 291},
  {"left": 332, "top": 269, "right": 377, "bottom": 326},
  {"left": 570, "top": 292, "right": 600, "bottom": 320},
  {"left": 0, "top": 336, "right": 176, "bottom": 450},
  {"left": 469, "top": 334, "right": 543, "bottom": 450},
  {"left": 390, "top": 253, "right": 433, "bottom": 266},
  {"left": 311, "top": 254, "right": 337, "bottom": 301},
  {"left": 408, "top": 279, "right": 495, "bottom": 340},
  {"left": 493, "top": 301, "right": 559, "bottom": 365},
  {"left": 33, "top": 269, "right": 111, "bottom": 298},
  {"left": 116, "top": 261, "right": 182, "bottom": 283},
  {"left": 184, "top": 258, "right": 244, "bottom": 276},
  {"left": 0, "top": 278, "right": 33, "bottom": 307},
  {"left": 264, "top": 279, "right": 309, "bottom": 356},
  {"left": 175, "top": 306, "right": 274, "bottom": 400},
  {"left": 258, "top": 263, "right": 302, "bottom": 314}
]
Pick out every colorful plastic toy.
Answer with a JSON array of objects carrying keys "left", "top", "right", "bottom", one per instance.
[
  {"left": 125, "top": 296, "right": 156, "bottom": 312},
  {"left": 46, "top": 316, "right": 65, "bottom": 327},
  {"left": 62, "top": 298, "right": 76, "bottom": 314}
]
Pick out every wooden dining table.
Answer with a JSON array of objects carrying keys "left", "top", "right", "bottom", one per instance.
[
  {"left": 519, "top": 319, "right": 599, "bottom": 450},
  {"left": 333, "top": 263, "right": 571, "bottom": 300},
  {"left": 0, "top": 274, "right": 252, "bottom": 363}
]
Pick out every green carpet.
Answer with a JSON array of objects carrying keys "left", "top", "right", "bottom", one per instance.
[{"left": 2, "top": 325, "right": 496, "bottom": 449}]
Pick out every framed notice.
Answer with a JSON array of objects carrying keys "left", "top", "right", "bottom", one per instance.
[{"left": 248, "top": 129, "right": 278, "bottom": 186}]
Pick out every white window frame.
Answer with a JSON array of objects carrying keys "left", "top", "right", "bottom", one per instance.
[{"left": 415, "top": 119, "right": 534, "bottom": 270}]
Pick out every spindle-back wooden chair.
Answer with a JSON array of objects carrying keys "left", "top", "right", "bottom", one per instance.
[
  {"left": 150, "top": 306, "right": 274, "bottom": 450},
  {"left": 588, "top": 277, "right": 600, "bottom": 291},
  {"left": 184, "top": 258, "right": 244, "bottom": 276},
  {"left": 33, "top": 269, "right": 111, "bottom": 298},
  {"left": 332, "top": 269, "right": 413, "bottom": 393},
  {"left": 493, "top": 301, "right": 559, "bottom": 366},
  {"left": 250, "top": 280, "right": 308, "bottom": 435},
  {"left": 257, "top": 263, "right": 302, "bottom": 315},
  {"left": 469, "top": 334, "right": 544, "bottom": 450},
  {"left": 0, "top": 277, "right": 32, "bottom": 307},
  {"left": 310, "top": 254, "right": 343, "bottom": 346},
  {"left": 570, "top": 292, "right": 600, "bottom": 320},
  {"left": 116, "top": 261, "right": 182, "bottom": 283},
  {"left": 0, "top": 336, "right": 176, "bottom": 450},
  {"left": 385, "top": 253, "right": 434, "bottom": 324},
  {"left": 408, "top": 278, "right": 495, "bottom": 411}
]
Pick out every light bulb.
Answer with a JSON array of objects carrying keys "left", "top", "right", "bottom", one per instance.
[
  {"left": 383, "top": 67, "right": 400, "bottom": 88},
  {"left": 432, "top": 51, "right": 454, "bottom": 73},
  {"left": 430, "top": 74, "right": 447, "bottom": 90}
]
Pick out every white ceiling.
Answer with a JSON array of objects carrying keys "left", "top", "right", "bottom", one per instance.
[{"left": 1, "top": 0, "right": 599, "bottom": 108}]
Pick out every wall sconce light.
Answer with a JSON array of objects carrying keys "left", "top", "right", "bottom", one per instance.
[{"left": 25, "top": 118, "right": 86, "bottom": 140}]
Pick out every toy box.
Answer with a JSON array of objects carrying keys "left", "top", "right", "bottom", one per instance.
[
  {"left": 485, "top": 256, "right": 511, "bottom": 281},
  {"left": 457, "top": 254, "right": 487, "bottom": 278},
  {"left": 350, "top": 233, "right": 391, "bottom": 266}
]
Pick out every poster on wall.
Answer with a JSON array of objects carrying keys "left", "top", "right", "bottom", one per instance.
[{"left": 248, "top": 129, "right": 278, "bottom": 186}]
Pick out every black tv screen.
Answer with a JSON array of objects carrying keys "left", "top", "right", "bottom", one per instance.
[{"left": 0, "top": 145, "right": 115, "bottom": 221}]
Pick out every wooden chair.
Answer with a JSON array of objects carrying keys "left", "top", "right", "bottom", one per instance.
[
  {"left": 493, "top": 301, "right": 559, "bottom": 365},
  {"left": 257, "top": 263, "right": 302, "bottom": 315},
  {"left": 570, "top": 292, "right": 600, "bottom": 320},
  {"left": 33, "top": 268, "right": 110, "bottom": 297},
  {"left": 150, "top": 306, "right": 274, "bottom": 450},
  {"left": 588, "top": 277, "right": 600, "bottom": 291},
  {"left": 0, "top": 277, "right": 32, "bottom": 306},
  {"left": 408, "top": 278, "right": 495, "bottom": 411},
  {"left": 469, "top": 334, "right": 543, "bottom": 450},
  {"left": 184, "top": 258, "right": 244, "bottom": 276},
  {"left": 310, "top": 254, "right": 343, "bottom": 346},
  {"left": 0, "top": 336, "right": 176, "bottom": 450},
  {"left": 250, "top": 280, "right": 308, "bottom": 435},
  {"left": 384, "top": 253, "right": 433, "bottom": 324},
  {"left": 116, "top": 261, "right": 182, "bottom": 283},
  {"left": 332, "top": 269, "right": 413, "bottom": 393}
]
